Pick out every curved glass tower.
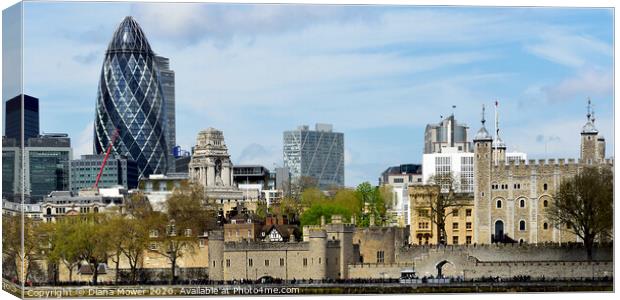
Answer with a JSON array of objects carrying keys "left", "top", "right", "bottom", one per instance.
[{"left": 94, "top": 16, "right": 168, "bottom": 178}]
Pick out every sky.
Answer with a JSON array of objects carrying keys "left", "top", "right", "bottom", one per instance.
[{"left": 4, "top": 2, "right": 614, "bottom": 187}]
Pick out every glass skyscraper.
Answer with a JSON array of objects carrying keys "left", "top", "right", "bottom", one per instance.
[
  {"left": 283, "top": 123, "right": 345, "bottom": 189},
  {"left": 4, "top": 94, "right": 39, "bottom": 146},
  {"left": 94, "top": 16, "right": 168, "bottom": 179},
  {"left": 154, "top": 55, "right": 176, "bottom": 173}
]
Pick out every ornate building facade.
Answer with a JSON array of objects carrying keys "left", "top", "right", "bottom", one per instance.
[
  {"left": 189, "top": 128, "right": 244, "bottom": 210},
  {"left": 473, "top": 101, "right": 612, "bottom": 244}
]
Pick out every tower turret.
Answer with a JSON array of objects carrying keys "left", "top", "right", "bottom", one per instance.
[
  {"left": 580, "top": 98, "right": 601, "bottom": 165},
  {"left": 473, "top": 104, "right": 493, "bottom": 244}
]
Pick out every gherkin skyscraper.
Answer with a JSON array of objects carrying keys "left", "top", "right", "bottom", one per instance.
[{"left": 94, "top": 16, "right": 168, "bottom": 178}]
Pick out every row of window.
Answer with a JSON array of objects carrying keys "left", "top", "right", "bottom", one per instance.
[
  {"left": 452, "top": 222, "right": 473, "bottom": 230},
  {"left": 496, "top": 199, "right": 549, "bottom": 209},
  {"left": 452, "top": 208, "right": 472, "bottom": 217},
  {"left": 492, "top": 183, "right": 548, "bottom": 191}
]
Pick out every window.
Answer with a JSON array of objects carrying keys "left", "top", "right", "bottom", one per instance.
[
  {"left": 452, "top": 209, "right": 459, "bottom": 217},
  {"left": 543, "top": 200, "right": 548, "bottom": 207},
  {"left": 149, "top": 229, "right": 159, "bottom": 238},
  {"left": 452, "top": 222, "right": 458, "bottom": 230},
  {"left": 280, "top": 258, "right": 285, "bottom": 266},
  {"left": 199, "top": 239, "right": 206, "bottom": 247},
  {"left": 149, "top": 243, "right": 157, "bottom": 251},
  {"left": 466, "top": 209, "right": 472, "bottom": 217},
  {"left": 466, "top": 222, "right": 472, "bottom": 230},
  {"left": 466, "top": 236, "right": 472, "bottom": 244},
  {"left": 319, "top": 258, "right": 322, "bottom": 264},
  {"left": 519, "top": 199, "right": 525, "bottom": 208},
  {"left": 519, "top": 220, "right": 526, "bottom": 231},
  {"left": 185, "top": 229, "right": 192, "bottom": 237},
  {"left": 452, "top": 236, "right": 459, "bottom": 244},
  {"left": 543, "top": 183, "right": 548, "bottom": 191},
  {"left": 543, "top": 223, "right": 548, "bottom": 230},
  {"left": 496, "top": 200, "right": 502, "bottom": 208},
  {"left": 226, "top": 259, "right": 231, "bottom": 267},
  {"left": 377, "top": 251, "right": 385, "bottom": 263},
  {"left": 248, "top": 259, "right": 253, "bottom": 267},
  {"left": 265, "top": 260, "right": 269, "bottom": 267},
  {"left": 303, "top": 258, "right": 308, "bottom": 267},
  {"left": 393, "top": 178, "right": 404, "bottom": 183}
]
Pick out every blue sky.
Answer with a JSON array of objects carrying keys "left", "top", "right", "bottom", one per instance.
[{"left": 5, "top": 2, "right": 614, "bottom": 187}]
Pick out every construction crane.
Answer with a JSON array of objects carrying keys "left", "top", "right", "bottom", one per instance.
[{"left": 93, "top": 128, "right": 120, "bottom": 190}]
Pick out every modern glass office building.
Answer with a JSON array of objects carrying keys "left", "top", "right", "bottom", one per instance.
[
  {"left": 70, "top": 154, "right": 138, "bottom": 193},
  {"left": 94, "top": 16, "right": 168, "bottom": 179},
  {"left": 25, "top": 134, "right": 72, "bottom": 201},
  {"left": 5, "top": 94, "right": 39, "bottom": 146},
  {"left": 283, "top": 123, "right": 344, "bottom": 189}
]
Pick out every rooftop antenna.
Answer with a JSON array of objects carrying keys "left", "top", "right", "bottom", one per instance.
[
  {"left": 452, "top": 105, "right": 456, "bottom": 116},
  {"left": 586, "top": 97, "right": 592, "bottom": 121},
  {"left": 481, "top": 104, "right": 486, "bottom": 126}
]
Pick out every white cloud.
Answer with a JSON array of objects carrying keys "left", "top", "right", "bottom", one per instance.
[
  {"left": 74, "top": 121, "right": 94, "bottom": 158},
  {"left": 542, "top": 68, "right": 613, "bottom": 102},
  {"left": 524, "top": 29, "right": 612, "bottom": 68}
]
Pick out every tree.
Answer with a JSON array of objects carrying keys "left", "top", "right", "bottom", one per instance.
[
  {"left": 148, "top": 183, "right": 214, "bottom": 284},
  {"left": 548, "top": 167, "right": 613, "bottom": 260},
  {"left": 120, "top": 217, "right": 149, "bottom": 284},
  {"left": 47, "top": 219, "right": 81, "bottom": 283},
  {"left": 427, "top": 172, "right": 468, "bottom": 245},
  {"left": 355, "top": 182, "right": 388, "bottom": 226},
  {"left": 72, "top": 214, "right": 112, "bottom": 286}
]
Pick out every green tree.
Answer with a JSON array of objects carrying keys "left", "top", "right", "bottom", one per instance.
[
  {"left": 148, "top": 183, "right": 214, "bottom": 284},
  {"left": 72, "top": 214, "right": 112, "bottom": 285},
  {"left": 548, "top": 167, "right": 613, "bottom": 260}
]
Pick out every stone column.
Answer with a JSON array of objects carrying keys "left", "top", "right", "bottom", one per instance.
[{"left": 207, "top": 162, "right": 216, "bottom": 186}]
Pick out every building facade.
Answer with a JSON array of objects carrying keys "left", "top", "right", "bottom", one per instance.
[
  {"left": 424, "top": 113, "right": 471, "bottom": 154},
  {"left": 154, "top": 55, "right": 176, "bottom": 173},
  {"left": 408, "top": 185, "right": 474, "bottom": 245},
  {"left": 473, "top": 102, "right": 612, "bottom": 244},
  {"left": 189, "top": 128, "right": 244, "bottom": 210},
  {"left": 5, "top": 94, "right": 39, "bottom": 146},
  {"left": 283, "top": 123, "right": 344, "bottom": 189},
  {"left": 379, "top": 164, "right": 423, "bottom": 226},
  {"left": 24, "top": 134, "right": 72, "bottom": 201},
  {"left": 94, "top": 16, "right": 169, "bottom": 179},
  {"left": 70, "top": 154, "right": 138, "bottom": 193}
]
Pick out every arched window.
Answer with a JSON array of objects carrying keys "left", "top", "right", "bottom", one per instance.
[
  {"left": 519, "top": 199, "right": 525, "bottom": 208},
  {"left": 543, "top": 183, "right": 548, "bottom": 191},
  {"left": 519, "top": 220, "right": 526, "bottom": 231},
  {"left": 543, "top": 200, "right": 548, "bottom": 207},
  {"left": 94, "top": 207, "right": 99, "bottom": 213},
  {"left": 543, "top": 223, "right": 548, "bottom": 230},
  {"left": 496, "top": 200, "right": 502, "bottom": 208},
  {"left": 46, "top": 208, "right": 52, "bottom": 215}
]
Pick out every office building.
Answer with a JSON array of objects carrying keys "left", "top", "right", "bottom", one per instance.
[
  {"left": 379, "top": 164, "right": 422, "bottom": 226},
  {"left": 94, "top": 16, "right": 169, "bottom": 179},
  {"left": 424, "top": 113, "right": 471, "bottom": 154},
  {"left": 70, "top": 154, "right": 138, "bottom": 193},
  {"left": 24, "top": 134, "right": 72, "bottom": 201},
  {"left": 283, "top": 123, "right": 344, "bottom": 189},
  {"left": 4, "top": 94, "right": 39, "bottom": 146},
  {"left": 2, "top": 137, "right": 20, "bottom": 198},
  {"left": 154, "top": 55, "right": 176, "bottom": 173}
]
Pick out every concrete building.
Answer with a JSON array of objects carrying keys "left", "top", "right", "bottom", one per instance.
[
  {"left": 4, "top": 94, "right": 39, "bottom": 146},
  {"left": 283, "top": 123, "right": 344, "bottom": 189},
  {"left": 424, "top": 113, "right": 471, "bottom": 154},
  {"left": 70, "top": 154, "right": 138, "bottom": 193},
  {"left": 473, "top": 101, "right": 612, "bottom": 244},
  {"left": 139, "top": 173, "right": 189, "bottom": 211},
  {"left": 379, "top": 164, "right": 423, "bottom": 226},
  {"left": 40, "top": 188, "right": 126, "bottom": 223},
  {"left": 188, "top": 128, "right": 245, "bottom": 211}
]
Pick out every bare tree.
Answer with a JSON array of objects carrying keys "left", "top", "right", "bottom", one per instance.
[
  {"left": 548, "top": 166, "right": 613, "bottom": 260},
  {"left": 427, "top": 172, "right": 468, "bottom": 245}
]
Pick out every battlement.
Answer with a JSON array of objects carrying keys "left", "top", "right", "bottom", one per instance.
[
  {"left": 224, "top": 240, "right": 310, "bottom": 251},
  {"left": 208, "top": 230, "right": 224, "bottom": 241},
  {"left": 491, "top": 156, "right": 612, "bottom": 173}
]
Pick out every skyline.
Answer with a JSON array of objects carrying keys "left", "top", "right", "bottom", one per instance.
[{"left": 4, "top": 2, "right": 614, "bottom": 186}]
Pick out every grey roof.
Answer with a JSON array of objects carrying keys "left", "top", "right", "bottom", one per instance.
[
  {"left": 581, "top": 120, "right": 598, "bottom": 134},
  {"left": 473, "top": 126, "right": 492, "bottom": 141},
  {"left": 492, "top": 136, "right": 506, "bottom": 149}
]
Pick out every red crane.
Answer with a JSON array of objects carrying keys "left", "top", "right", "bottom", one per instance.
[{"left": 93, "top": 128, "right": 120, "bottom": 190}]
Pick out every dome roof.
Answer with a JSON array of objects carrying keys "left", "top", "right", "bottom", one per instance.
[
  {"left": 474, "top": 126, "right": 492, "bottom": 141},
  {"left": 106, "top": 16, "right": 152, "bottom": 54}
]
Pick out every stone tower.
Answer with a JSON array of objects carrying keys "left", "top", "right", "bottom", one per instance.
[
  {"left": 473, "top": 105, "right": 493, "bottom": 244},
  {"left": 189, "top": 128, "right": 234, "bottom": 187},
  {"left": 580, "top": 99, "right": 604, "bottom": 164}
]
